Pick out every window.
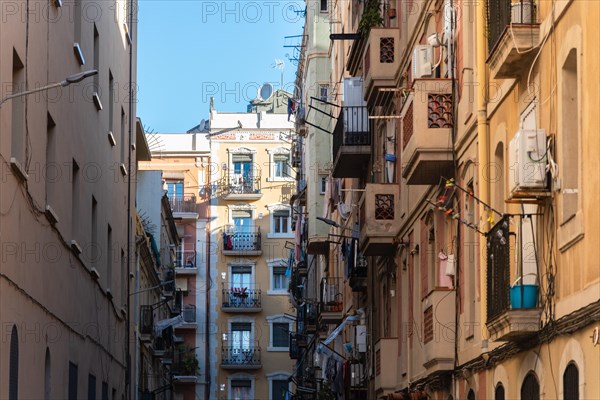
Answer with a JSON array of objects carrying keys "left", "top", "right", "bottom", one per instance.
[
  {"left": 166, "top": 180, "right": 184, "bottom": 199},
  {"left": 273, "top": 266, "right": 289, "bottom": 291},
  {"left": 272, "top": 323, "right": 290, "bottom": 347},
  {"left": 268, "top": 206, "right": 292, "bottom": 238},
  {"left": 268, "top": 373, "right": 291, "bottom": 400},
  {"left": 231, "top": 265, "right": 253, "bottom": 289},
  {"left": 268, "top": 259, "right": 289, "bottom": 294},
  {"left": 267, "top": 315, "right": 293, "bottom": 351},
  {"left": 272, "top": 379, "right": 289, "bottom": 400},
  {"left": 88, "top": 374, "right": 96, "bottom": 400},
  {"left": 11, "top": 49, "right": 25, "bottom": 164},
  {"left": 273, "top": 153, "right": 290, "bottom": 179},
  {"left": 563, "top": 363, "right": 579, "bottom": 400},
  {"left": 9, "top": 325, "right": 18, "bottom": 400},
  {"left": 319, "top": 85, "right": 329, "bottom": 101},
  {"left": 44, "top": 348, "right": 51, "bottom": 400},
  {"left": 495, "top": 384, "right": 505, "bottom": 400},
  {"left": 72, "top": 160, "right": 80, "bottom": 240},
  {"left": 101, "top": 382, "right": 109, "bottom": 400},
  {"left": 320, "top": 0, "right": 328, "bottom": 12},
  {"left": 320, "top": 175, "right": 327, "bottom": 194},
  {"left": 230, "top": 379, "right": 252, "bottom": 400},
  {"left": 267, "top": 148, "right": 292, "bottom": 181},
  {"left": 68, "top": 362, "right": 78, "bottom": 400},
  {"left": 273, "top": 209, "right": 290, "bottom": 234},
  {"left": 46, "top": 113, "right": 56, "bottom": 206},
  {"left": 467, "top": 389, "right": 475, "bottom": 400},
  {"left": 230, "top": 322, "right": 252, "bottom": 355},
  {"left": 521, "top": 372, "right": 540, "bottom": 400}
]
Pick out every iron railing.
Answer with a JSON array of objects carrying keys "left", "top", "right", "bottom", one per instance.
[
  {"left": 320, "top": 277, "right": 343, "bottom": 313},
  {"left": 140, "top": 305, "right": 153, "bottom": 335},
  {"left": 169, "top": 195, "right": 197, "bottom": 213},
  {"left": 182, "top": 304, "right": 196, "bottom": 323},
  {"left": 175, "top": 250, "right": 197, "bottom": 269},
  {"left": 223, "top": 228, "right": 261, "bottom": 252},
  {"left": 486, "top": 216, "right": 511, "bottom": 320},
  {"left": 223, "top": 174, "right": 261, "bottom": 195},
  {"left": 221, "top": 342, "right": 261, "bottom": 367},
  {"left": 487, "top": 0, "right": 536, "bottom": 54},
  {"left": 222, "top": 283, "right": 262, "bottom": 310},
  {"left": 333, "top": 106, "right": 371, "bottom": 161}
]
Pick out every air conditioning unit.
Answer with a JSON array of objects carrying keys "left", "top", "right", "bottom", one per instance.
[
  {"left": 343, "top": 77, "right": 366, "bottom": 107},
  {"left": 413, "top": 45, "right": 434, "bottom": 78},
  {"left": 508, "top": 129, "right": 547, "bottom": 193}
]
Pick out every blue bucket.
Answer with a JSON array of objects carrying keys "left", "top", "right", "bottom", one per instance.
[{"left": 510, "top": 284, "right": 538, "bottom": 309}]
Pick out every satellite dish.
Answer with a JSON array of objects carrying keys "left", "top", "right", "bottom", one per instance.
[{"left": 258, "top": 83, "right": 273, "bottom": 101}]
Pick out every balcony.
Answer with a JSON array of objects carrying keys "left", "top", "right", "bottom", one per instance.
[
  {"left": 486, "top": 217, "right": 542, "bottom": 341},
  {"left": 174, "top": 250, "right": 198, "bottom": 275},
  {"left": 348, "top": 361, "right": 368, "bottom": 399},
  {"left": 221, "top": 175, "right": 262, "bottom": 201},
  {"left": 332, "top": 106, "right": 371, "bottom": 178},
  {"left": 289, "top": 332, "right": 301, "bottom": 359},
  {"left": 374, "top": 338, "right": 398, "bottom": 395},
  {"left": 162, "top": 269, "right": 175, "bottom": 297},
  {"left": 319, "top": 278, "right": 344, "bottom": 325},
  {"left": 487, "top": 0, "right": 540, "bottom": 79},
  {"left": 169, "top": 195, "right": 198, "bottom": 220},
  {"left": 222, "top": 228, "right": 262, "bottom": 256},
  {"left": 297, "top": 301, "right": 318, "bottom": 334},
  {"left": 358, "top": 184, "right": 401, "bottom": 256},
  {"left": 151, "top": 336, "right": 167, "bottom": 358},
  {"left": 174, "top": 304, "right": 197, "bottom": 330},
  {"left": 140, "top": 305, "right": 154, "bottom": 342},
  {"left": 363, "top": 28, "right": 401, "bottom": 106},
  {"left": 221, "top": 342, "right": 262, "bottom": 370},
  {"left": 422, "top": 289, "right": 455, "bottom": 372},
  {"left": 346, "top": 240, "right": 367, "bottom": 291},
  {"left": 221, "top": 283, "right": 262, "bottom": 313},
  {"left": 401, "top": 79, "right": 455, "bottom": 185},
  {"left": 172, "top": 346, "right": 199, "bottom": 384}
]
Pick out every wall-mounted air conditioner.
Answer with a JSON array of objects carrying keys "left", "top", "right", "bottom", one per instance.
[
  {"left": 413, "top": 45, "right": 434, "bottom": 79},
  {"left": 343, "top": 77, "right": 366, "bottom": 107},
  {"left": 508, "top": 129, "right": 547, "bottom": 193}
]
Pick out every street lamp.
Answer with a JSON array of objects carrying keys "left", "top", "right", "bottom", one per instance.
[{"left": 0, "top": 69, "right": 98, "bottom": 108}]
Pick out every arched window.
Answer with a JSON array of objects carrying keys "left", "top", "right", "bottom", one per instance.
[
  {"left": 521, "top": 372, "right": 540, "bottom": 400},
  {"left": 44, "top": 348, "right": 51, "bottom": 400},
  {"left": 495, "top": 383, "right": 505, "bottom": 400},
  {"left": 563, "top": 362, "right": 579, "bottom": 400},
  {"left": 9, "top": 325, "right": 18, "bottom": 400},
  {"left": 467, "top": 389, "right": 475, "bottom": 400}
]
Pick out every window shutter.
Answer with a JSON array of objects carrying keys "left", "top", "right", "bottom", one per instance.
[
  {"left": 231, "top": 379, "right": 252, "bottom": 388},
  {"left": 274, "top": 210, "right": 290, "bottom": 217},
  {"left": 232, "top": 154, "right": 252, "bottom": 163},
  {"left": 274, "top": 153, "right": 289, "bottom": 161}
]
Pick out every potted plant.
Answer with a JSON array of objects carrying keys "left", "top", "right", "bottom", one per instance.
[{"left": 359, "top": 0, "right": 385, "bottom": 33}]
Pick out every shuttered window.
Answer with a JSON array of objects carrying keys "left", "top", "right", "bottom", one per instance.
[
  {"left": 563, "top": 363, "right": 579, "bottom": 400},
  {"left": 9, "top": 325, "right": 18, "bottom": 400},
  {"left": 68, "top": 362, "right": 78, "bottom": 400},
  {"left": 521, "top": 372, "right": 540, "bottom": 400}
]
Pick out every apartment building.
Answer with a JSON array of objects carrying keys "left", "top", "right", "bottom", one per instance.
[
  {"left": 208, "top": 90, "right": 296, "bottom": 400},
  {"left": 290, "top": 0, "right": 600, "bottom": 399},
  {"left": 139, "top": 132, "right": 211, "bottom": 400},
  {"left": 0, "top": 0, "right": 138, "bottom": 398}
]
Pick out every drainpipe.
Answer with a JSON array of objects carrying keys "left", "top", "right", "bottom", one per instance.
[
  {"left": 475, "top": 0, "right": 490, "bottom": 357},
  {"left": 205, "top": 209, "right": 211, "bottom": 400}
]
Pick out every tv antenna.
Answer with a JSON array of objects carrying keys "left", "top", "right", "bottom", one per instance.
[{"left": 272, "top": 59, "right": 285, "bottom": 89}]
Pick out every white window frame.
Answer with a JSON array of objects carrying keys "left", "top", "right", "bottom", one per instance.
[
  {"left": 267, "top": 372, "right": 292, "bottom": 400},
  {"left": 267, "top": 147, "right": 293, "bottom": 182},
  {"left": 266, "top": 314, "right": 294, "bottom": 352},
  {"left": 319, "top": 0, "right": 328, "bottom": 13},
  {"left": 266, "top": 204, "right": 294, "bottom": 239},
  {"left": 227, "top": 262, "right": 256, "bottom": 288},
  {"left": 318, "top": 84, "right": 329, "bottom": 102},
  {"left": 227, "top": 373, "right": 255, "bottom": 400},
  {"left": 267, "top": 258, "right": 289, "bottom": 295}
]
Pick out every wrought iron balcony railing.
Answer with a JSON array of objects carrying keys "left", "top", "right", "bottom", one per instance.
[
  {"left": 222, "top": 174, "right": 261, "bottom": 196},
  {"left": 487, "top": 0, "right": 536, "bottom": 54},
  {"left": 221, "top": 342, "right": 261, "bottom": 368},
  {"left": 169, "top": 195, "right": 197, "bottom": 213},
  {"left": 222, "top": 283, "right": 262, "bottom": 311},
  {"left": 486, "top": 216, "right": 511, "bottom": 320},
  {"left": 182, "top": 304, "right": 196, "bottom": 323},
  {"left": 223, "top": 228, "right": 261, "bottom": 252}
]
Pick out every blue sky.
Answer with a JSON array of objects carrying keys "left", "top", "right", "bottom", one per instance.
[{"left": 137, "top": 1, "right": 305, "bottom": 133}]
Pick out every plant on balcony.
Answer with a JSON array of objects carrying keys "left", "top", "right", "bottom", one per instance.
[
  {"left": 177, "top": 345, "right": 199, "bottom": 375},
  {"left": 359, "top": 0, "right": 384, "bottom": 33},
  {"left": 318, "top": 382, "right": 335, "bottom": 400}
]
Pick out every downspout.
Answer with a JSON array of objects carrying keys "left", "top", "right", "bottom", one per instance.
[
  {"left": 475, "top": 0, "right": 490, "bottom": 359},
  {"left": 204, "top": 196, "right": 211, "bottom": 400},
  {"left": 133, "top": 246, "right": 141, "bottom": 400},
  {"left": 126, "top": 1, "right": 135, "bottom": 398}
]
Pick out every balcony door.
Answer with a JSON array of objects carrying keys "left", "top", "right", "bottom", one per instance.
[
  {"left": 232, "top": 210, "right": 255, "bottom": 250},
  {"left": 229, "top": 322, "right": 252, "bottom": 363},
  {"left": 231, "top": 153, "right": 254, "bottom": 193}
]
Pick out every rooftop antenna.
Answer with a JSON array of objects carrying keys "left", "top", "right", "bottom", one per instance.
[{"left": 272, "top": 59, "right": 285, "bottom": 90}]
